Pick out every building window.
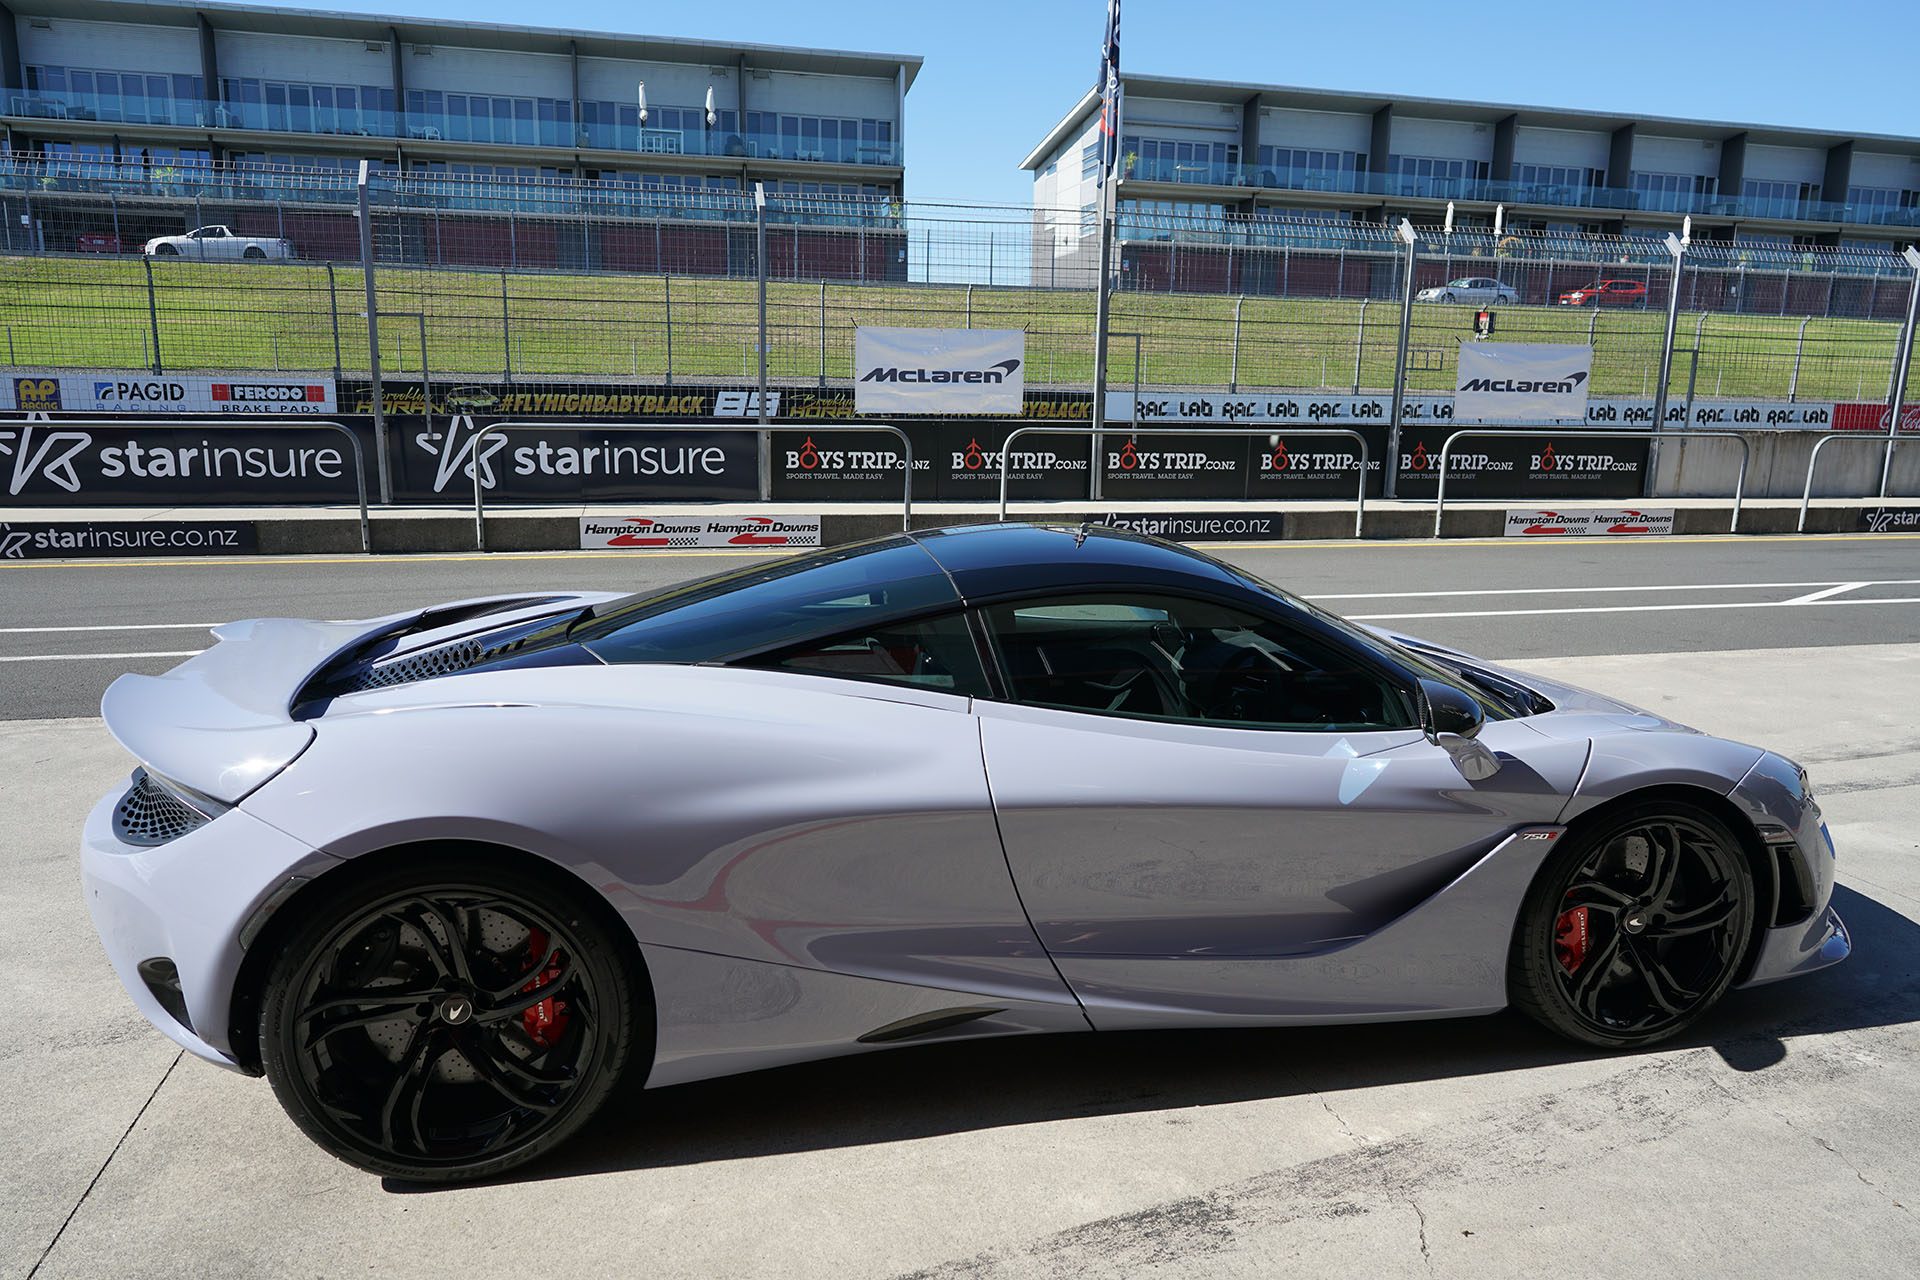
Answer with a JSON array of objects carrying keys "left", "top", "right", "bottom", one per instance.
[
  {"left": 1081, "top": 142, "right": 1101, "bottom": 183},
  {"left": 1254, "top": 147, "right": 1362, "bottom": 192},
  {"left": 1120, "top": 135, "right": 1241, "bottom": 185},
  {"left": 1387, "top": 155, "right": 1489, "bottom": 198},
  {"left": 1511, "top": 163, "right": 1602, "bottom": 195},
  {"left": 1631, "top": 171, "right": 1717, "bottom": 212},
  {"left": 1741, "top": 178, "right": 1819, "bottom": 216}
]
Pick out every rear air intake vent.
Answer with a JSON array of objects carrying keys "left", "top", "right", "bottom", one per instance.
[
  {"left": 349, "top": 637, "right": 487, "bottom": 691},
  {"left": 115, "top": 769, "right": 214, "bottom": 846}
]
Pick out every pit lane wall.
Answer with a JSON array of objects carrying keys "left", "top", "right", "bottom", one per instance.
[{"left": 2, "top": 371, "right": 1913, "bottom": 506}]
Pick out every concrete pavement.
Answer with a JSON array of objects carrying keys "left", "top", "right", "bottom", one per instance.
[{"left": 5, "top": 638, "right": 1918, "bottom": 1278}]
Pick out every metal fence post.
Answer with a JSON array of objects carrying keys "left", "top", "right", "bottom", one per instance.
[
  {"left": 326, "top": 262, "right": 343, "bottom": 382},
  {"left": 755, "top": 183, "right": 771, "bottom": 501},
  {"left": 111, "top": 193, "right": 121, "bottom": 251},
  {"left": 142, "top": 256, "right": 164, "bottom": 374},
  {"left": 1879, "top": 246, "right": 1920, "bottom": 497},
  {"left": 1090, "top": 165, "right": 1118, "bottom": 503},
  {"left": 357, "top": 160, "right": 392, "bottom": 505},
  {"left": 1229, "top": 295, "right": 1243, "bottom": 393},
  {"left": 819, "top": 279, "right": 828, "bottom": 388},
  {"left": 663, "top": 274, "right": 673, "bottom": 388},
  {"left": 1384, "top": 221, "right": 1418, "bottom": 499},
  {"left": 1352, "top": 298, "right": 1368, "bottom": 393},
  {"left": 500, "top": 269, "right": 513, "bottom": 383},
  {"left": 1788, "top": 315, "right": 1810, "bottom": 402},
  {"left": 965, "top": 283, "right": 974, "bottom": 329},
  {"left": 1646, "top": 233, "right": 1687, "bottom": 498}
]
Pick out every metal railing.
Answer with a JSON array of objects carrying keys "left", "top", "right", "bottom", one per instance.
[
  {"left": 1798, "top": 431, "right": 1915, "bottom": 531},
  {"left": 1432, "top": 429, "right": 1753, "bottom": 537},
  {"left": 995, "top": 425, "right": 1371, "bottom": 537},
  {"left": 470, "top": 420, "right": 913, "bottom": 550},
  {"left": 0, "top": 417, "right": 370, "bottom": 551}
]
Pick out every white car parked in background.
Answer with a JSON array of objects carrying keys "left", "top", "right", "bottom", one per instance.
[
  {"left": 143, "top": 225, "right": 295, "bottom": 260},
  {"left": 1415, "top": 277, "right": 1520, "bottom": 305}
]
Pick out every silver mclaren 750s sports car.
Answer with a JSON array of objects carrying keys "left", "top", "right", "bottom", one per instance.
[{"left": 82, "top": 523, "right": 1847, "bottom": 1182}]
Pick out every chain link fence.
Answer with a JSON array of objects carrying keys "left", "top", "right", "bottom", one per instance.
[{"left": 0, "top": 155, "right": 1914, "bottom": 405}]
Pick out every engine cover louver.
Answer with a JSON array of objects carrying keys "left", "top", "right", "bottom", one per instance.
[
  {"left": 346, "top": 638, "right": 488, "bottom": 692},
  {"left": 115, "top": 769, "right": 215, "bottom": 846}
]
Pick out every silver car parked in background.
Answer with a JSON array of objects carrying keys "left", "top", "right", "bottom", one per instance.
[
  {"left": 81, "top": 524, "right": 1847, "bottom": 1183},
  {"left": 1416, "top": 276, "right": 1520, "bottom": 304}
]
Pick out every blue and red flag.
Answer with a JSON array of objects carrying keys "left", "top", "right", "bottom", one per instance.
[{"left": 1097, "top": 0, "right": 1121, "bottom": 186}]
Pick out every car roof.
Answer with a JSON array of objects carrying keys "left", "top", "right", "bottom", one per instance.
[{"left": 910, "top": 522, "right": 1245, "bottom": 602}]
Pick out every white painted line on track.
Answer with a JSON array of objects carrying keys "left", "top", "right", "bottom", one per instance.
[
  {"left": 0, "top": 622, "right": 217, "bottom": 634},
  {"left": 0, "top": 650, "right": 204, "bottom": 663},
  {"left": 1351, "top": 597, "right": 1920, "bottom": 622},
  {"left": 1782, "top": 582, "right": 1867, "bottom": 605},
  {"left": 1314, "top": 579, "right": 1920, "bottom": 601}
]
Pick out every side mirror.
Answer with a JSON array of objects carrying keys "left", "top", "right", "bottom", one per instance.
[{"left": 1417, "top": 677, "right": 1484, "bottom": 742}]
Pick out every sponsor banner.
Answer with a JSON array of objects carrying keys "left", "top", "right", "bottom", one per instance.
[
  {"left": 0, "top": 420, "right": 361, "bottom": 503},
  {"left": 403, "top": 419, "right": 757, "bottom": 502},
  {"left": 1248, "top": 428, "right": 1387, "bottom": 499},
  {"left": 1105, "top": 392, "right": 1836, "bottom": 431},
  {"left": 771, "top": 422, "right": 1092, "bottom": 502},
  {"left": 1102, "top": 433, "right": 1247, "bottom": 498},
  {"left": 1859, "top": 507, "right": 1920, "bottom": 533},
  {"left": 853, "top": 328, "right": 1025, "bottom": 415},
  {"left": 1832, "top": 403, "right": 1920, "bottom": 432},
  {"left": 1097, "top": 512, "right": 1284, "bottom": 541},
  {"left": 1455, "top": 343, "right": 1593, "bottom": 421},
  {"left": 580, "top": 514, "right": 821, "bottom": 550},
  {"left": 1, "top": 519, "right": 258, "bottom": 559},
  {"left": 771, "top": 428, "right": 933, "bottom": 502},
  {"left": 1393, "top": 429, "right": 1649, "bottom": 500},
  {"left": 342, "top": 381, "right": 1092, "bottom": 422},
  {"left": 1, "top": 372, "right": 337, "bottom": 414},
  {"left": 1503, "top": 508, "right": 1675, "bottom": 537}
]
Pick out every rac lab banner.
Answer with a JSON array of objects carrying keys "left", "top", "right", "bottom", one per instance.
[
  {"left": 1455, "top": 344, "right": 1593, "bottom": 422},
  {"left": 854, "top": 328, "right": 1024, "bottom": 416},
  {"left": 580, "top": 514, "right": 823, "bottom": 550}
]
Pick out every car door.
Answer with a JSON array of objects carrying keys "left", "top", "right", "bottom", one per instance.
[{"left": 972, "top": 591, "right": 1587, "bottom": 1026}]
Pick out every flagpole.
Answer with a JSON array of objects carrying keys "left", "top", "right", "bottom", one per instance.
[{"left": 1089, "top": 1, "right": 1121, "bottom": 503}]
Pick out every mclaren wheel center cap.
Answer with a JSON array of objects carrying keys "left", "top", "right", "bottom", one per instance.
[
  {"left": 439, "top": 995, "right": 474, "bottom": 1025},
  {"left": 1622, "top": 912, "right": 1650, "bottom": 935}
]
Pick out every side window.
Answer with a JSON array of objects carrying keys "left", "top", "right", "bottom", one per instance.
[
  {"left": 982, "top": 593, "right": 1413, "bottom": 731},
  {"left": 746, "top": 611, "right": 991, "bottom": 697}
]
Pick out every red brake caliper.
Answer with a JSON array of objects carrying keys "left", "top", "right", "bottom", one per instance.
[
  {"left": 518, "top": 928, "right": 569, "bottom": 1049},
  {"left": 1554, "top": 905, "right": 1591, "bottom": 974}
]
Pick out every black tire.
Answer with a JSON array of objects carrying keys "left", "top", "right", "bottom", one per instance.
[
  {"left": 243, "top": 245, "right": 265, "bottom": 259},
  {"left": 1510, "top": 800, "right": 1755, "bottom": 1049},
  {"left": 155, "top": 244, "right": 178, "bottom": 255},
  {"left": 259, "top": 854, "right": 646, "bottom": 1183},
  {"left": 1441, "top": 291, "right": 1455, "bottom": 303}
]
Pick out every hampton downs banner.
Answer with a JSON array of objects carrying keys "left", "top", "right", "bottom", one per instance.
[
  {"left": 1454, "top": 344, "right": 1594, "bottom": 422},
  {"left": 853, "top": 328, "right": 1025, "bottom": 415}
]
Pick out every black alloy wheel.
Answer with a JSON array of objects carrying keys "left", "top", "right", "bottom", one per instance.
[
  {"left": 260, "top": 858, "right": 644, "bottom": 1182},
  {"left": 1511, "top": 801, "right": 1755, "bottom": 1048}
]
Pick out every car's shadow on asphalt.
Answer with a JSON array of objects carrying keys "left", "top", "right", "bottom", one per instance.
[{"left": 385, "top": 883, "right": 1917, "bottom": 1193}]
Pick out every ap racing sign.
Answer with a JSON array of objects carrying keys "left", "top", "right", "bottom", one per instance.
[
  {"left": 580, "top": 514, "right": 823, "bottom": 550},
  {"left": 1455, "top": 344, "right": 1593, "bottom": 422},
  {"left": 2, "top": 371, "right": 338, "bottom": 414}
]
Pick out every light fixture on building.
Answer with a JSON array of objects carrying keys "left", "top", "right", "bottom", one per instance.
[
  {"left": 705, "top": 86, "right": 717, "bottom": 128},
  {"left": 1444, "top": 201, "right": 1455, "bottom": 235},
  {"left": 636, "top": 81, "right": 648, "bottom": 126},
  {"left": 1682, "top": 215, "right": 1693, "bottom": 246},
  {"left": 1493, "top": 204, "right": 1504, "bottom": 235}
]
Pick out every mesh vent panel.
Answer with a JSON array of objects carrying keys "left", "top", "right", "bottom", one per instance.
[
  {"left": 114, "top": 770, "right": 209, "bottom": 846},
  {"left": 350, "top": 638, "right": 487, "bottom": 691}
]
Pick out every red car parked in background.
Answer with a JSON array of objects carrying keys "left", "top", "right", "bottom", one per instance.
[
  {"left": 1558, "top": 279, "right": 1648, "bottom": 307},
  {"left": 74, "top": 233, "right": 123, "bottom": 253}
]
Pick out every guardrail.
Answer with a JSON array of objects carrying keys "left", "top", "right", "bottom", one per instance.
[
  {"left": 1798, "top": 431, "right": 1913, "bottom": 532},
  {"left": 995, "top": 425, "right": 1372, "bottom": 537},
  {"left": 1433, "top": 429, "right": 1753, "bottom": 537},
  {"left": 0, "top": 417, "right": 370, "bottom": 553},
  {"left": 469, "top": 420, "right": 914, "bottom": 551}
]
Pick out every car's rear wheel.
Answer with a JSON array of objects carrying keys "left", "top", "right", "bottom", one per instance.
[
  {"left": 1510, "top": 801, "right": 1754, "bottom": 1048},
  {"left": 259, "top": 856, "right": 644, "bottom": 1183},
  {"left": 1441, "top": 291, "right": 1455, "bottom": 303},
  {"left": 243, "top": 245, "right": 265, "bottom": 259}
]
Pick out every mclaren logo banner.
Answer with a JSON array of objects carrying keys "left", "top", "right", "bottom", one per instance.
[
  {"left": 854, "top": 328, "right": 1025, "bottom": 416},
  {"left": 1455, "top": 343, "right": 1593, "bottom": 422}
]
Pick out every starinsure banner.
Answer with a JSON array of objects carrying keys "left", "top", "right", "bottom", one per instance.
[
  {"left": 1455, "top": 344, "right": 1594, "bottom": 422},
  {"left": 853, "top": 328, "right": 1025, "bottom": 416}
]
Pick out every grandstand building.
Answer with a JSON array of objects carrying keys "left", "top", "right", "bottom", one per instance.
[
  {"left": 1024, "top": 74, "right": 1920, "bottom": 287},
  {"left": 0, "top": 0, "right": 913, "bottom": 200}
]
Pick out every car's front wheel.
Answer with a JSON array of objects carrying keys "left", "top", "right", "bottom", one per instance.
[
  {"left": 259, "top": 855, "right": 645, "bottom": 1183},
  {"left": 1509, "top": 801, "right": 1755, "bottom": 1048},
  {"left": 154, "top": 243, "right": 178, "bottom": 255},
  {"left": 243, "top": 245, "right": 266, "bottom": 259}
]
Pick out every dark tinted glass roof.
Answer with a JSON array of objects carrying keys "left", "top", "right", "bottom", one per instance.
[
  {"left": 911, "top": 523, "right": 1244, "bottom": 601},
  {"left": 578, "top": 535, "right": 957, "bottom": 665}
]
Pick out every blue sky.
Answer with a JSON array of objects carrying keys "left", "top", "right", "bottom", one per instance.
[{"left": 298, "top": 0, "right": 1909, "bottom": 205}]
